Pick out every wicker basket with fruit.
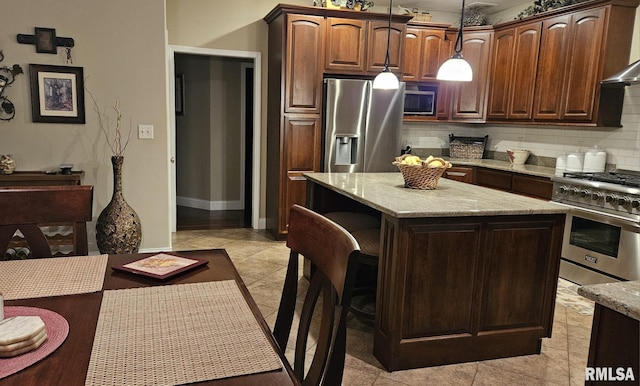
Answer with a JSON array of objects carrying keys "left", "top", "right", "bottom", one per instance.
[{"left": 392, "top": 154, "right": 452, "bottom": 190}]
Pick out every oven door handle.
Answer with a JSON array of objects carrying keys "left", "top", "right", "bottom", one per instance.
[{"left": 550, "top": 201, "right": 640, "bottom": 232}]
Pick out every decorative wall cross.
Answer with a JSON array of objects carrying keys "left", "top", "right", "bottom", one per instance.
[{"left": 17, "top": 27, "right": 74, "bottom": 54}]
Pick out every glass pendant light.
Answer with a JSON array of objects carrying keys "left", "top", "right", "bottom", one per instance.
[
  {"left": 436, "top": 0, "right": 473, "bottom": 82},
  {"left": 373, "top": 0, "right": 399, "bottom": 89}
]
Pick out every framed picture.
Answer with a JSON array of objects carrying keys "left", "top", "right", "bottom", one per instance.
[
  {"left": 29, "top": 64, "right": 85, "bottom": 124},
  {"left": 35, "top": 27, "right": 56, "bottom": 54},
  {"left": 175, "top": 73, "right": 185, "bottom": 115},
  {"left": 112, "top": 253, "right": 209, "bottom": 280}
]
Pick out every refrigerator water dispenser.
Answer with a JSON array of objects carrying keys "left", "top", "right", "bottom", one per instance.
[{"left": 335, "top": 136, "right": 358, "bottom": 165}]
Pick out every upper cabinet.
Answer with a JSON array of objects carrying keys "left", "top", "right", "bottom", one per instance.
[
  {"left": 450, "top": 29, "right": 493, "bottom": 122},
  {"left": 488, "top": 0, "right": 639, "bottom": 126},
  {"left": 534, "top": 7, "right": 604, "bottom": 122},
  {"left": 435, "top": 27, "right": 493, "bottom": 123},
  {"left": 403, "top": 23, "right": 448, "bottom": 81},
  {"left": 324, "top": 18, "right": 367, "bottom": 72},
  {"left": 285, "top": 14, "right": 326, "bottom": 114},
  {"left": 325, "top": 17, "right": 406, "bottom": 76},
  {"left": 487, "top": 21, "right": 541, "bottom": 120}
]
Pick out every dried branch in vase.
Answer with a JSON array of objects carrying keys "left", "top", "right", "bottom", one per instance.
[{"left": 87, "top": 89, "right": 132, "bottom": 157}]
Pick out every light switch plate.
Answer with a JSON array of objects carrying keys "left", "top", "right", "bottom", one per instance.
[{"left": 138, "top": 124, "right": 153, "bottom": 139}]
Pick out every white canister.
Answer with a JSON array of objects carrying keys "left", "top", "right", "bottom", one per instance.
[
  {"left": 566, "top": 152, "right": 585, "bottom": 172},
  {"left": 555, "top": 154, "right": 567, "bottom": 176},
  {"left": 583, "top": 147, "right": 607, "bottom": 173}
]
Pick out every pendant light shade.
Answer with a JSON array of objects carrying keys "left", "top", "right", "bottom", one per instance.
[
  {"left": 436, "top": 0, "right": 473, "bottom": 82},
  {"left": 436, "top": 53, "right": 473, "bottom": 81},
  {"left": 372, "top": 0, "right": 399, "bottom": 89},
  {"left": 373, "top": 69, "right": 400, "bottom": 89}
]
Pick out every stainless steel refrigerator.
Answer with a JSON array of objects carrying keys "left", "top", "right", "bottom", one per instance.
[{"left": 323, "top": 78, "right": 405, "bottom": 173}]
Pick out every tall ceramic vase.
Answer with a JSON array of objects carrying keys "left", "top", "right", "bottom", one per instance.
[{"left": 96, "top": 156, "right": 142, "bottom": 254}]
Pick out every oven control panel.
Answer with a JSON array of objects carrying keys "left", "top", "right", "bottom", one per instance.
[{"left": 552, "top": 182, "right": 640, "bottom": 216}]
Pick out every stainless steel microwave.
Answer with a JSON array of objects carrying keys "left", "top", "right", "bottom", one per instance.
[{"left": 404, "top": 89, "right": 436, "bottom": 116}]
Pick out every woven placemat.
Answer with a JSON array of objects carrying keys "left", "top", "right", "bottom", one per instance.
[
  {"left": 0, "top": 255, "right": 108, "bottom": 300},
  {"left": 85, "top": 280, "right": 283, "bottom": 386}
]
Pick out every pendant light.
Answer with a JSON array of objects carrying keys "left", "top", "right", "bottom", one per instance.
[
  {"left": 436, "top": 0, "right": 473, "bottom": 82},
  {"left": 372, "top": 0, "right": 399, "bottom": 89}
]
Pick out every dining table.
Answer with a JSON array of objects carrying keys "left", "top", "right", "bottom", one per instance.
[{"left": 0, "top": 249, "right": 298, "bottom": 386}]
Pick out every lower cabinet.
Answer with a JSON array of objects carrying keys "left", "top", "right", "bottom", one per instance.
[
  {"left": 375, "top": 213, "right": 565, "bottom": 369},
  {"left": 452, "top": 166, "right": 553, "bottom": 200},
  {"left": 442, "top": 166, "right": 475, "bottom": 183}
]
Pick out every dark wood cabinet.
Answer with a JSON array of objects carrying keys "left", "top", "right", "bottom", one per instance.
[
  {"left": 534, "top": 7, "right": 609, "bottom": 122},
  {"left": 265, "top": 4, "right": 411, "bottom": 238},
  {"left": 366, "top": 20, "right": 405, "bottom": 74},
  {"left": 475, "top": 167, "right": 553, "bottom": 200},
  {"left": 324, "top": 17, "right": 367, "bottom": 73},
  {"left": 0, "top": 171, "right": 83, "bottom": 186},
  {"left": 266, "top": 8, "right": 325, "bottom": 238},
  {"left": 585, "top": 304, "right": 639, "bottom": 385},
  {"left": 403, "top": 24, "right": 448, "bottom": 81},
  {"left": 325, "top": 17, "right": 406, "bottom": 76},
  {"left": 376, "top": 213, "right": 564, "bottom": 369},
  {"left": 442, "top": 166, "right": 475, "bottom": 183},
  {"left": 451, "top": 29, "right": 493, "bottom": 122},
  {"left": 475, "top": 167, "right": 512, "bottom": 191},
  {"left": 284, "top": 14, "right": 325, "bottom": 114},
  {"left": 487, "top": 22, "right": 541, "bottom": 120}
]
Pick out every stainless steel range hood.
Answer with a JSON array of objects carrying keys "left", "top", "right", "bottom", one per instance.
[{"left": 601, "top": 59, "right": 640, "bottom": 85}]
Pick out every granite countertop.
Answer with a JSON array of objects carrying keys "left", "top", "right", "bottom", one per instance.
[
  {"left": 304, "top": 172, "right": 568, "bottom": 218},
  {"left": 445, "top": 158, "right": 557, "bottom": 179},
  {"left": 578, "top": 281, "right": 640, "bottom": 321}
]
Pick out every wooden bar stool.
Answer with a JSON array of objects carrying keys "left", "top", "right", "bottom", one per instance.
[{"left": 324, "top": 212, "right": 380, "bottom": 324}]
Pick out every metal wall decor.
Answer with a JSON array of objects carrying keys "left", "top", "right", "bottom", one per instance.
[
  {"left": 0, "top": 51, "right": 24, "bottom": 121},
  {"left": 17, "top": 27, "right": 75, "bottom": 55}
]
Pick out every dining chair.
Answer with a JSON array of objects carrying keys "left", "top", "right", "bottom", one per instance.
[
  {"left": 273, "top": 204, "right": 360, "bottom": 386},
  {"left": 0, "top": 185, "right": 93, "bottom": 259}
]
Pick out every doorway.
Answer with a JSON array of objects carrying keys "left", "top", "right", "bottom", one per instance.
[{"left": 168, "top": 46, "right": 261, "bottom": 233}]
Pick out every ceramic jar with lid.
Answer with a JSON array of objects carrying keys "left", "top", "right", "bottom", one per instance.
[{"left": 583, "top": 146, "right": 607, "bottom": 172}]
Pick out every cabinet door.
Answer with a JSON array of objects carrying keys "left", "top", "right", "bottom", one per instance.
[
  {"left": 475, "top": 167, "right": 511, "bottom": 191},
  {"left": 443, "top": 166, "right": 475, "bottom": 184},
  {"left": 367, "top": 21, "right": 405, "bottom": 74},
  {"left": 280, "top": 115, "right": 322, "bottom": 233},
  {"left": 562, "top": 7, "right": 605, "bottom": 121},
  {"left": 451, "top": 31, "right": 493, "bottom": 121},
  {"left": 487, "top": 29, "right": 515, "bottom": 119},
  {"left": 436, "top": 31, "right": 455, "bottom": 119},
  {"left": 285, "top": 15, "right": 325, "bottom": 114},
  {"left": 534, "top": 15, "right": 571, "bottom": 120},
  {"left": 418, "top": 29, "right": 446, "bottom": 80},
  {"left": 488, "top": 22, "right": 540, "bottom": 120},
  {"left": 403, "top": 27, "right": 422, "bottom": 81},
  {"left": 508, "top": 23, "right": 541, "bottom": 119},
  {"left": 325, "top": 18, "right": 367, "bottom": 73}
]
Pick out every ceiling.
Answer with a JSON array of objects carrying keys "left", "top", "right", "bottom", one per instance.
[{"left": 395, "top": 0, "right": 532, "bottom": 14}]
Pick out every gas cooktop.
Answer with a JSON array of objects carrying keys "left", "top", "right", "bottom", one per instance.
[{"left": 561, "top": 171, "right": 640, "bottom": 188}]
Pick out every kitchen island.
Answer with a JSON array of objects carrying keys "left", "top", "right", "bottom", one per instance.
[{"left": 304, "top": 172, "right": 568, "bottom": 371}]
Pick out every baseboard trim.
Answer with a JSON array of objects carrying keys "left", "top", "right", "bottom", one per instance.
[{"left": 177, "top": 196, "right": 243, "bottom": 211}]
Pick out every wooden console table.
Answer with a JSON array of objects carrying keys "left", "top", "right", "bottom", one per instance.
[{"left": 0, "top": 171, "right": 83, "bottom": 186}]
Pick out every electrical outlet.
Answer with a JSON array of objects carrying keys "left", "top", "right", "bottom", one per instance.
[{"left": 138, "top": 124, "right": 154, "bottom": 139}]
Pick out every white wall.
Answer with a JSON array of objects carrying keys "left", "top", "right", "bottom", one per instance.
[{"left": 1, "top": 0, "right": 170, "bottom": 252}]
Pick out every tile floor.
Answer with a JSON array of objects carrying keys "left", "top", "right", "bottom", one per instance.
[{"left": 172, "top": 228, "right": 595, "bottom": 386}]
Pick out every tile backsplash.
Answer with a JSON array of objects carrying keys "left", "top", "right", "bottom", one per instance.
[{"left": 402, "top": 84, "right": 640, "bottom": 171}]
